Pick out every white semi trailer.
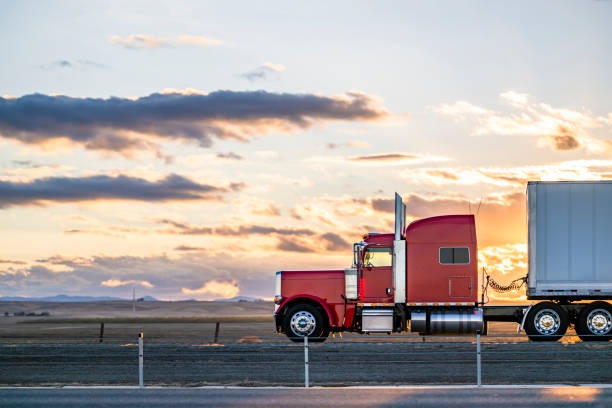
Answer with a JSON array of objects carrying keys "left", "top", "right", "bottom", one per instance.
[{"left": 517, "top": 181, "right": 612, "bottom": 341}]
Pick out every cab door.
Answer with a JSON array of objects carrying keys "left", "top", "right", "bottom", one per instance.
[{"left": 361, "top": 246, "right": 394, "bottom": 303}]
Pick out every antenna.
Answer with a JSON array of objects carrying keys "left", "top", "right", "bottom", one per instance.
[{"left": 476, "top": 197, "right": 483, "bottom": 217}]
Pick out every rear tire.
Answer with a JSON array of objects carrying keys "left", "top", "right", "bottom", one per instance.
[
  {"left": 524, "top": 302, "right": 568, "bottom": 342},
  {"left": 576, "top": 301, "right": 612, "bottom": 342},
  {"left": 283, "top": 303, "right": 329, "bottom": 343}
]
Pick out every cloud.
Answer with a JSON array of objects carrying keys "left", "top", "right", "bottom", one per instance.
[
  {"left": 64, "top": 217, "right": 353, "bottom": 253},
  {"left": 241, "top": 62, "right": 286, "bottom": 81},
  {"left": 547, "top": 125, "right": 579, "bottom": 150},
  {"left": 156, "top": 219, "right": 316, "bottom": 236},
  {"left": 101, "top": 278, "right": 153, "bottom": 288},
  {"left": 0, "top": 258, "right": 26, "bottom": 265},
  {"left": 321, "top": 233, "right": 351, "bottom": 251},
  {"left": 40, "top": 60, "right": 71, "bottom": 69},
  {"left": 0, "top": 252, "right": 277, "bottom": 300},
  {"left": 349, "top": 153, "right": 419, "bottom": 162},
  {"left": 174, "top": 245, "right": 205, "bottom": 251},
  {"left": 38, "top": 60, "right": 109, "bottom": 70},
  {"left": 326, "top": 140, "right": 370, "bottom": 149},
  {"left": 399, "top": 159, "right": 612, "bottom": 187},
  {"left": 307, "top": 152, "right": 448, "bottom": 167},
  {"left": 2, "top": 163, "right": 77, "bottom": 182},
  {"left": 0, "top": 91, "right": 387, "bottom": 157},
  {"left": 276, "top": 237, "right": 315, "bottom": 253},
  {"left": 251, "top": 203, "right": 281, "bottom": 217},
  {"left": 77, "top": 59, "right": 109, "bottom": 69},
  {"left": 109, "top": 34, "right": 223, "bottom": 49},
  {"left": 176, "top": 35, "right": 223, "bottom": 46},
  {"left": 216, "top": 152, "right": 243, "bottom": 160},
  {"left": 431, "top": 91, "right": 612, "bottom": 153},
  {"left": 181, "top": 279, "right": 239, "bottom": 298},
  {"left": 0, "top": 174, "right": 242, "bottom": 208},
  {"left": 431, "top": 100, "right": 494, "bottom": 118},
  {"left": 261, "top": 62, "right": 285, "bottom": 72}
]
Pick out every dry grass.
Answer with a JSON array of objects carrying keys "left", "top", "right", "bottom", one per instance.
[{"left": 18, "top": 316, "right": 273, "bottom": 324}]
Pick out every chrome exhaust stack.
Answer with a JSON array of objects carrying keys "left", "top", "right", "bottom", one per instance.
[{"left": 393, "top": 192, "right": 406, "bottom": 304}]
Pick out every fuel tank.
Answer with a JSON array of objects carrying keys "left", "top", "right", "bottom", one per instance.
[{"left": 410, "top": 308, "right": 485, "bottom": 335}]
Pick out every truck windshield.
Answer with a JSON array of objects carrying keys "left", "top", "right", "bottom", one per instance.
[{"left": 364, "top": 247, "right": 392, "bottom": 267}]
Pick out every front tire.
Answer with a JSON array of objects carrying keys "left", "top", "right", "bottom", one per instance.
[
  {"left": 524, "top": 302, "right": 568, "bottom": 342},
  {"left": 576, "top": 301, "right": 612, "bottom": 342},
  {"left": 283, "top": 303, "right": 329, "bottom": 343}
]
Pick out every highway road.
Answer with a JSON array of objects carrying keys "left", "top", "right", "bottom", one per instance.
[{"left": 1, "top": 387, "right": 612, "bottom": 407}]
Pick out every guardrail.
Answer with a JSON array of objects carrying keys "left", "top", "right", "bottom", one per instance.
[{"left": 1, "top": 325, "right": 611, "bottom": 387}]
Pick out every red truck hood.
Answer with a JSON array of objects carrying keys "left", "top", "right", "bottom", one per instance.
[{"left": 279, "top": 269, "right": 345, "bottom": 305}]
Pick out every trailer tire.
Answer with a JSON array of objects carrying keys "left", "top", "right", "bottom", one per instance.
[
  {"left": 524, "top": 302, "right": 568, "bottom": 342},
  {"left": 576, "top": 301, "right": 612, "bottom": 342},
  {"left": 283, "top": 303, "right": 329, "bottom": 343}
]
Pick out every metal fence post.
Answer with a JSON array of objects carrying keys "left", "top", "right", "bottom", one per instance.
[
  {"left": 138, "top": 332, "right": 144, "bottom": 388},
  {"left": 214, "top": 322, "right": 220, "bottom": 344},
  {"left": 304, "top": 336, "right": 309, "bottom": 388},
  {"left": 476, "top": 331, "right": 481, "bottom": 387}
]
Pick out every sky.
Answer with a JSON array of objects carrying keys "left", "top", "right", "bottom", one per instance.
[{"left": 1, "top": 0, "right": 612, "bottom": 301}]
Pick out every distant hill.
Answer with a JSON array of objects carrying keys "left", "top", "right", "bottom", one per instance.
[
  {"left": 215, "top": 296, "right": 264, "bottom": 302},
  {"left": 0, "top": 294, "right": 267, "bottom": 302},
  {"left": 0, "top": 294, "right": 158, "bottom": 302}
]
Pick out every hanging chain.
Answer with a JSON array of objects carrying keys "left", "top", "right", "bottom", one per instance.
[{"left": 484, "top": 268, "right": 527, "bottom": 293}]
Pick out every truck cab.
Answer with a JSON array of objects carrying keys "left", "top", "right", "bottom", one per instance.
[{"left": 274, "top": 194, "right": 481, "bottom": 341}]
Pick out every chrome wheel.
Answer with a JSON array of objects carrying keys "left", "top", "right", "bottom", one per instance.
[
  {"left": 290, "top": 311, "right": 316, "bottom": 336},
  {"left": 586, "top": 308, "right": 612, "bottom": 335},
  {"left": 534, "top": 309, "right": 561, "bottom": 335}
]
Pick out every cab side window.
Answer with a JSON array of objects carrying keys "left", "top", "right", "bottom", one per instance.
[
  {"left": 439, "top": 247, "right": 470, "bottom": 264},
  {"left": 364, "top": 247, "right": 392, "bottom": 267}
]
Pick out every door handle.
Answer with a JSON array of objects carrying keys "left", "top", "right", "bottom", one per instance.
[{"left": 386, "top": 288, "right": 392, "bottom": 295}]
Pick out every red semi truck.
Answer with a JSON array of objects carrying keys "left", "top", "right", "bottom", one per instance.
[{"left": 274, "top": 181, "right": 612, "bottom": 342}]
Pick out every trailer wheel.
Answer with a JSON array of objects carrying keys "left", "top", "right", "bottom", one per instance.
[
  {"left": 283, "top": 303, "right": 329, "bottom": 343},
  {"left": 524, "top": 302, "right": 568, "bottom": 342},
  {"left": 576, "top": 301, "right": 612, "bottom": 342}
]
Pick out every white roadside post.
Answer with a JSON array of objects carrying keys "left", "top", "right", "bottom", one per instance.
[
  {"left": 138, "top": 332, "right": 144, "bottom": 388},
  {"left": 304, "top": 336, "right": 309, "bottom": 388},
  {"left": 476, "top": 332, "right": 481, "bottom": 387}
]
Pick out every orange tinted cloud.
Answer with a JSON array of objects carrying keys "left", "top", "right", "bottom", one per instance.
[
  {"left": 101, "top": 278, "right": 154, "bottom": 288},
  {"left": 109, "top": 34, "right": 223, "bottom": 49},
  {"left": 400, "top": 160, "right": 612, "bottom": 187},
  {"left": 181, "top": 279, "right": 239, "bottom": 298},
  {"left": 431, "top": 91, "right": 612, "bottom": 153}
]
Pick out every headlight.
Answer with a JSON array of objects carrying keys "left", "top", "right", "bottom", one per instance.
[{"left": 274, "top": 295, "right": 283, "bottom": 304}]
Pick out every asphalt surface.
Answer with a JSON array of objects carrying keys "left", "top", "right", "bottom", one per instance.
[
  {"left": 1, "top": 339, "right": 611, "bottom": 386},
  {"left": 1, "top": 387, "right": 612, "bottom": 408}
]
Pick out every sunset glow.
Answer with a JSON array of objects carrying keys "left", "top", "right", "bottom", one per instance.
[{"left": 1, "top": 1, "right": 611, "bottom": 301}]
